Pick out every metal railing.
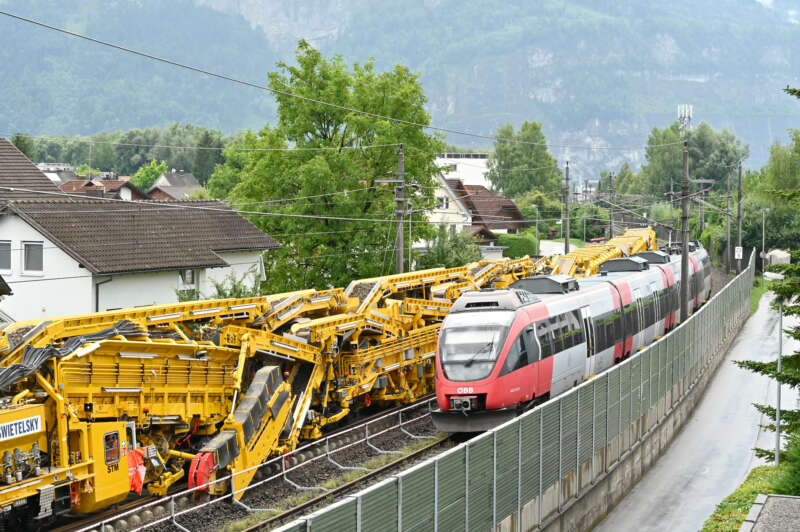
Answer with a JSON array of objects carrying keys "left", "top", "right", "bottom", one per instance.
[
  {"left": 276, "top": 251, "right": 755, "bottom": 531},
  {"left": 82, "top": 399, "right": 436, "bottom": 532}
]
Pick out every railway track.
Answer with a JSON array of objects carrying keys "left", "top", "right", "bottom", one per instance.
[
  {"left": 68, "top": 398, "right": 436, "bottom": 532},
  {"left": 240, "top": 435, "right": 453, "bottom": 532}
]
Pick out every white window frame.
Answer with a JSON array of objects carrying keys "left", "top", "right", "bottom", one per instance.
[
  {"left": 0, "top": 240, "right": 10, "bottom": 273},
  {"left": 179, "top": 269, "right": 197, "bottom": 287},
  {"left": 21, "top": 241, "right": 44, "bottom": 276}
]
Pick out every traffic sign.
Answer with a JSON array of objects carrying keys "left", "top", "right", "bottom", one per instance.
[{"left": 734, "top": 246, "right": 743, "bottom": 260}]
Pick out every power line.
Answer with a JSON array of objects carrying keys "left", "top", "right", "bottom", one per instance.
[
  {"left": 0, "top": 187, "right": 403, "bottom": 223},
  {"left": 3, "top": 132, "right": 402, "bottom": 153},
  {"left": 0, "top": 10, "right": 683, "bottom": 152}
]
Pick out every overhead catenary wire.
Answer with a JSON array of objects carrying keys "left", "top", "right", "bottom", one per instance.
[
  {"left": 0, "top": 9, "right": 683, "bottom": 152},
  {"left": 1, "top": 131, "right": 403, "bottom": 153}
]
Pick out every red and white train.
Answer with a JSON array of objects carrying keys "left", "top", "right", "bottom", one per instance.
[{"left": 432, "top": 243, "right": 712, "bottom": 432}]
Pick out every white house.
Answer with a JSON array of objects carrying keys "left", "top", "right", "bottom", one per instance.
[
  {"left": 414, "top": 172, "right": 472, "bottom": 252},
  {"left": 435, "top": 153, "right": 492, "bottom": 188},
  {"left": 0, "top": 138, "right": 279, "bottom": 321}
]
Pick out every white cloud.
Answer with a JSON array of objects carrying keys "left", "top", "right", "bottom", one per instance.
[{"left": 755, "top": 0, "right": 774, "bottom": 7}]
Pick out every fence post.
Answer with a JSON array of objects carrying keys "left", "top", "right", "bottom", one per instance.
[
  {"left": 465, "top": 443, "right": 470, "bottom": 530},
  {"left": 493, "top": 431, "right": 497, "bottom": 526},
  {"left": 517, "top": 421, "right": 522, "bottom": 532}
]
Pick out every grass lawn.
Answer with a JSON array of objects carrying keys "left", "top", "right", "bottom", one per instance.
[
  {"left": 701, "top": 465, "right": 783, "bottom": 532},
  {"left": 750, "top": 276, "right": 768, "bottom": 315}
]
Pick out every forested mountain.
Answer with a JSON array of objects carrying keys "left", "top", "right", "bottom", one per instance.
[{"left": 1, "top": 0, "right": 798, "bottom": 175}]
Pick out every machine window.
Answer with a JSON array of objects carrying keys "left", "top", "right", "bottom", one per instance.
[{"left": 104, "top": 431, "right": 120, "bottom": 465}]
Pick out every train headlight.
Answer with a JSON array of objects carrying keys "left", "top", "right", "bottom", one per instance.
[{"left": 450, "top": 395, "right": 477, "bottom": 412}]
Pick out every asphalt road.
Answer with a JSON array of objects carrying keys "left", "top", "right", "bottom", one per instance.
[{"left": 593, "top": 292, "right": 799, "bottom": 532}]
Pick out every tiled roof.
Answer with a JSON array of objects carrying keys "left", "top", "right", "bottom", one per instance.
[
  {"left": 446, "top": 179, "right": 527, "bottom": 230},
  {"left": 156, "top": 171, "right": 201, "bottom": 188},
  {"left": 148, "top": 185, "right": 200, "bottom": 200},
  {"left": 6, "top": 199, "right": 280, "bottom": 274},
  {"left": 60, "top": 180, "right": 104, "bottom": 193},
  {"left": 60, "top": 179, "right": 151, "bottom": 200},
  {"left": 0, "top": 138, "right": 63, "bottom": 201}
]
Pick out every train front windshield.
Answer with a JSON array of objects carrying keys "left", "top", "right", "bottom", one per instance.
[{"left": 439, "top": 311, "right": 514, "bottom": 381}]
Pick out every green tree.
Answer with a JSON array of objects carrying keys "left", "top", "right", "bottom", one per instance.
[
  {"left": 228, "top": 41, "right": 443, "bottom": 291},
  {"left": 193, "top": 130, "right": 224, "bottom": 184},
  {"left": 10, "top": 133, "right": 35, "bottom": 160},
  {"left": 639, "top": 121, "right": 749, "bottom": 197},
  {"left": 498, "top": 232, "right": 539, "bottom": 258},
  {"left": 416, "top": 226, "right": 481, "bottom": 269},
  {"left": 486, "top": 121, "right": 561, "bottom": 198},
  {"left": 131, "top": 159, "right": 168, "bottom": 190},
  {"left": 207, "top": 134, "right": 252, "bottom": 198},
  {"left": 570, "top": 204, "right": 609, "bottom": 241},
  {"left": 735, "top": 251, "right": 800, "bottom": 462}
]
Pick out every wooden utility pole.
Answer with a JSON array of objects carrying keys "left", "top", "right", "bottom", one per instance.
[
  {"left": 564, "top": 161, "right": 570, "bottom": 255},
  {"left": 737, "top": 161, "right": 743, "bottom": 273},
  {"left": 680, "top": 141, "right": 690, "bottom": 323},
  {"left": 395, "top": 145, "right": 406, "bottom": 274},
  {"left": 609, "top": 172, "right": 615, "bottom": 238},
  {"left": 726, "top": 169, "right": 731, "bottom": 273}
]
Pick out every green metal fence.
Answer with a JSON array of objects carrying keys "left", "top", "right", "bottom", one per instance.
[{"left": 279, "top": 253, "right": 755, "bottom": 532}]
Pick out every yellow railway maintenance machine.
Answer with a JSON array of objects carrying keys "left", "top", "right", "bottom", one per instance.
[{"left": 0, "top": 228, "right": 655, "bottom": 527}]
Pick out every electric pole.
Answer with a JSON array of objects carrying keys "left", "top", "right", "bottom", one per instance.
[
  {"left": 726, "top": 169, "right": 731, "bottom": 273},
  {"left": 609, "top": 171, "right": 615, "bottom": 239},
  {"left": 564, "top": 161, "right": 570, "bottom": 255},
  {"left": 737, "top": 161, "right": 743, "bottom": 273},
  {"left": 680, "top": 141, "right": 689, "bottom": 323},
  {"left": 395, "top": 145, "right": 405, "bottom": 274},
  {"left": 699, "top": 189, "right": 704, "bottom": 233}
]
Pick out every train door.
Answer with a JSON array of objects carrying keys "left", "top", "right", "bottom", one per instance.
[
  {"left": 649, "top": 282, "right": 662, "bottom": 337},
  {"left": 581, "top": 306, "right": 596, "bottom": 377},
  {"left": 632, "top": 287, "right": 645, "bottom": 350}
]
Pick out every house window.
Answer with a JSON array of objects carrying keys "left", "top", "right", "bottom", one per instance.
[
  {"left": 22, "top": 242, "right": 43, "bottom": 273},
  {"left": 180, "top": 269, "right": 196, "bottom": 286},
  {"left": 0, "top": 241, "right": 9, "bottom": 271},
  {"left": 444, "top": 197, "right": 450, "bottom": 209},
  {"left": 449, "top": 225, "right": 456, "bottom": 237}
]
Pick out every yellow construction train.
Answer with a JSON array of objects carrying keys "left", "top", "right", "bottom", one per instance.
[{"left": 0, "top": 228, "right": 654, "bottom": 526}]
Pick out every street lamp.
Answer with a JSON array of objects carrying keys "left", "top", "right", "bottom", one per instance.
[{"left": 762, "top": 209, "right": 769, "bottom": 288}]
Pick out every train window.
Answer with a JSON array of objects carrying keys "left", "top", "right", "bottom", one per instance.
[
  {"left": 537, "top": 322, "right": 553, "bottom": 358},
  {"left": 501, "top": 336, "right": 528, "bottom": 376},
  {"left": 644, "top": 294, "right": 654, "bottom": 326},
  {"left": 559, "top": 314, "right": 573, "bottom": 350},
  {"left": 550, "top": 316, "right": 564, "bottom": 353},
  {"left": 568, "top": 310, "right": 585, "bottom": 346},
  {"left": 624, "top": 305, "right": 633, "bottom": 337},
  {"left": 524, "top": 328, "right": 541, "bottom": 363},
  {"left": 594, "top": 314, "right": 606, "bottom": 351},
  {"left": 613, "top": 308, "right": 623, "bottom": 344},
  {"left": 104, "top": 431, "right": 120, "bottom": 465}
]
